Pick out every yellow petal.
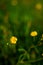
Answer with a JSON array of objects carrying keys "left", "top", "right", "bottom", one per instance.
[
  {"left": 10, "top": 36, "right": 17, "bottom": 44},
  {"left": 11, "top": 0, "right": 18, "bottom": 6},
  {"left": 42, "top": 53, "right": 43, "bottom": 56},
  {"left": 30, "top": 31, "right": 38, "bottom": 36},
  {"left": 35, "top": 3, "right": 42, "bottom": 10}
]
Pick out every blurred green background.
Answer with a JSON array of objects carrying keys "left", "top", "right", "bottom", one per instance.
[{"left": 0, "top": 0, "right": 43, "bottom": 65}]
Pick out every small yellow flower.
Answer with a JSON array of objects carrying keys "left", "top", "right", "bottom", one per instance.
[
  {"left": 10, "top": 36, "right": 17, "bottom": 44},
  {"left": 41, "top": 34, "right": 43, "bottom": 40},
  {"left": 11, "top": 0, "right": 18, "bottom": 6},
  {"left": 35, "top": 3, "right": 42, "bottom": 10},
  {"left": 42, "top": 53, "right": 43, "bottom": 56},
  {"left": 42, "top": 34, "right": 43, "bottom": 38},
  {"left": 30, "top": 31, "right": 38, "bottom": 37}
]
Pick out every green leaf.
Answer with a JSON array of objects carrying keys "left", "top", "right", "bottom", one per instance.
[
  {"left": 18, "top": 48, "right": 25, "bottom": 52},
  {"left": 17, "top": 62, "right": 31, "bottom": 65}
]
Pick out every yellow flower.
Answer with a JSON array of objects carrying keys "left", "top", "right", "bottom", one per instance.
[
  {"left": 30, "top": 31, "right": 38, "bottom": 37},
  {"left": 10, "top": 36, "right": 17, "bottom": 44},
  {"left": 11, "top": 0, "right": 18, "bottom": 6},
  {"left": 41, "top": 34, "right": 43, "bottom": 40},
  {"left": 42, "top": 34, "right": 43, "bottom": 38},
  {"left": 35, "top": 3, "right": 42, "bottom": 10},
  {"left": 42, "top": 53, "right": 43, "bottom": 56}
]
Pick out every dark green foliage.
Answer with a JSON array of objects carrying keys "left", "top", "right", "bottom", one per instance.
[{"left": 0, "top": 0, "right": 43, "bottom": 65}]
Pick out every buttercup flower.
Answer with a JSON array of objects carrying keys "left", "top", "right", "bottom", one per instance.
[
  {"left": 42, "top": 53, "right": 43, "bottom": 56},
  {"left": 41, "top": 34, "right": 43, "bottom": 40},
  {"left": 10, "top": 36, "right": 17, "bottom": 44},
  {"left": 30, "top": 31, "right": 38, "bottom": 37},
  {"left": 11, "top": 0, "right": 18, "bottom": 6},
  {"left": 35, "top": 3, "right": 42, "bottom": 10},
  {"left": 42, "top": 34, "right": 43, "bottom": 37}
]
